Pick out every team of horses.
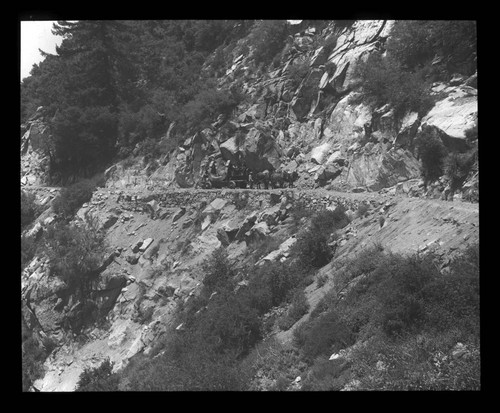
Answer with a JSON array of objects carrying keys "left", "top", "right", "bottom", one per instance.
[{"left": 251, "top": 169, "right": 299, "bottom": 189}]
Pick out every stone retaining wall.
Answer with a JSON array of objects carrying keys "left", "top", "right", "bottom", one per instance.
[{"left": 113, "top": 188, "right": 388, "bottom": 217}]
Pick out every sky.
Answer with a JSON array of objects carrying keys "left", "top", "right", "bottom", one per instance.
[{"left": 20, "top": 21, "right": 63, "bottom": 81}]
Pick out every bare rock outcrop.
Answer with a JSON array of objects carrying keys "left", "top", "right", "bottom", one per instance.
[{"left": 418, "top": 83, "right": 477, "bottom": 152}]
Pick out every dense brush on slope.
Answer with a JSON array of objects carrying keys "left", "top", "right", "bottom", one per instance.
[{"left": 71, "top": 239, "right": 479, "bottom": 391}]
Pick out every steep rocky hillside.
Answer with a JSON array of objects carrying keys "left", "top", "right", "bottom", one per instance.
[
  {"left": 21, "top": 20, "right": 479, "bottom": 391},
  {"left": 21, "top": 185, "right": 478, "bottom": 391}
]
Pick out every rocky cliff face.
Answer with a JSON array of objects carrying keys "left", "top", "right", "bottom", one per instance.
[
  {"left": 21, "top": 107, "right": 53, "bottom": 187},
  {"left": 21, "top": 20, "right": 479, "bottom": 391},
  {"left": 95, "top": 19, "right": 477, "bottom": 202}
]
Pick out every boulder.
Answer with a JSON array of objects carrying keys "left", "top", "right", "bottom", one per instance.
[
  {"left": 394, "top": 111, "right": 419, "bottom": 147},
  {"left": 132, "top": 241, "right": 143, "bottom": 254},
  {"left": 259, "top": 204, "right": 282, "bottom": 226},
  {"left": 310, "top": 142, "right": 331, "bottom": 164},
  {"left": 315, "top": 165, "right": 342, "bottom": 184},
  {"left": 208, "top": 198, "right": 227, "bottom": 212},
  {"left": 451, "top": 342, "right": 468, "bottom": 359},
  {"left": 235, "top": 212, "right": 258, "bottom": 241},
  {"left": 146, "top": 199, "right": 160, "bottom": 216},
  {"left": 260, "top": 236, "right": 297, "bottom": 263},
  {"left": 172, "top": 207, "right": 186, "bottom": 222},
  {"left": 201, "top": 215, "right": 212, "bottom": 231},
  {"left": 221, "top": 218, "right": 243, "bottom": 241},
  {"left": 285, "top": 145, "right": 300, "bottom": 158},
  {"left": 27, "top": 222, "right": 43, "bottom": 240},
  {"left": 216, "top": 228, "right": 230, "bottom": 247},
  {"left": 419, "top": 85, "right": 477, "bottom": 149},
  {"left": 126, "top": 253, "right": 139, "bottom": 265},
  {"left": 450, "top": 73, "right": 467, "bottom": 86},
  {"left": 325, "top": 151, "right": 345, "bottom": 166},
  {"left": 139, "top": 238, "right": 154, "bottom": 252},
  {"left": 245, "top": 221, "right": 270, "bottom": 245},
  {"left": 101, "top": 213, "right": 119, "bottom": 230},
  {"left": 242, "top": 128, "right": 283, "bottom": 172},
  {"left": 182, "top": 218, "right": 194, "bottom": 229}
]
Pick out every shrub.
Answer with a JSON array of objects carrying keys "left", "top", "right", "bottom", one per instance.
[
  {"left": 344, "top": 253, "right": 438, "bottom": 338},
  {"left": 316, "top": 273, "right": 328, "bottom": 288},
  {"left": 287, "top": 60, "right": 309, "bottom": 90},
  {"left": 294, "top": 245, "right": 480, "bottom": 389},
  {"left": 239, "top": 337, "right": 304, "bottom": 390},
  {"left": 248, "top": 20, "right": 288, "bottom": 66},
  {"left": 22, "top": 330, "right": 48, "bottom": 392},
  {"left": 194, "top": 290, "right": 262, "bottom": 357},
  {"left": 201, "top": 247, "right": 235, "bottom": 294},
  {"left": 278, "top": 290, "right": 309, "bottom": 331},
  {"left": 252, "top": 235, "right": 284, "bottom": 260},
  {"left": 356, "top": 202, "right": 370, "bottom": 218},
  {"left": 21, "top": 191, "right": 40, "bottom": 230},
  {"left": 386, "top": 21, "right": 477, "bottom": 78},
  {"left": 414, "top": 132, "right": 446, "bottom": 183},
  {"left": 290, "top": 206, "right": 350, "bottom": 269},
  {"left": 76, "top": 358, "right": 120, "bottom": 391},
  {"left": 122, "top": 323, "right": 251, "bottom": 391},
  {"left": 350, "top": 334, "right": 480, "bottom": 390},
  {"left": 301, "top": 356, "right": 351, "bottom": 391},
  {"left": 266, "top": 261, "right": 307, "bottom": 307},
  {"left": 465, "top": 125, "right": 478, "bottom": 142},
  {"left": 21, "top": 234, "right": 38, "bottom": 271},
  {"left": 420, "top": 244, "right": 479, "bottom": 337},
  {"left": 181, "top": 83, "right": 241, "bottom": 133},
  {"left": 293, "top": 229, "right": 333, "bottom": 269},
  {"left": 52, "top": 178, "right": 97, "bottom": 219},
  {"left": 294, "top": 308, "right": 354, "bottom": 361},
  {"left": 43, "top": 220, "right": 106, "bottom": 304},
  {"left": 135, "top": 137, "right": 163, "bottom": 160},
  {"left": 443, "top": 148, "right": 477, "bottom": 191},
  {"left": 320, "top": 33, "right": 338, "bottom": 56},
  {"left": 310, "top": 206, "right": 350, "bottom": 233},
  {"left": 289, "top": 200, "right": 310, "bottom": 229},
  {"left": 355, "top": 53, "right": 433, "bottom": 119}
]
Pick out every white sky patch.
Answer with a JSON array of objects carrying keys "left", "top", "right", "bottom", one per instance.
[{"left": 21, "top": 21, "right": 63, "bottom": 81}]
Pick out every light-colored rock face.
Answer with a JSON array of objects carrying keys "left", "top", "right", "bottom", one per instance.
[
  {"left": 347, "top": 147, "right": 421, "bottom": 191},
  {"left": 323, "top": 94, "right": 372, "bottom": 151},
  {"left": 323, "top": 20, "right": 395, "bottom": 94},
  {"left": 21, "top": 119, "right": 52, "bottom": 187},
  {"left": 421, "top": 85, "right": 477, "bottom": 141},
  {"left": 310, "top": 142, "right": 331, "bottom": 164}
]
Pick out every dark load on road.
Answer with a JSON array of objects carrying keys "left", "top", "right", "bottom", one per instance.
[{"left": 197, "top": 155, "right": 299, "bottom": 190}]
